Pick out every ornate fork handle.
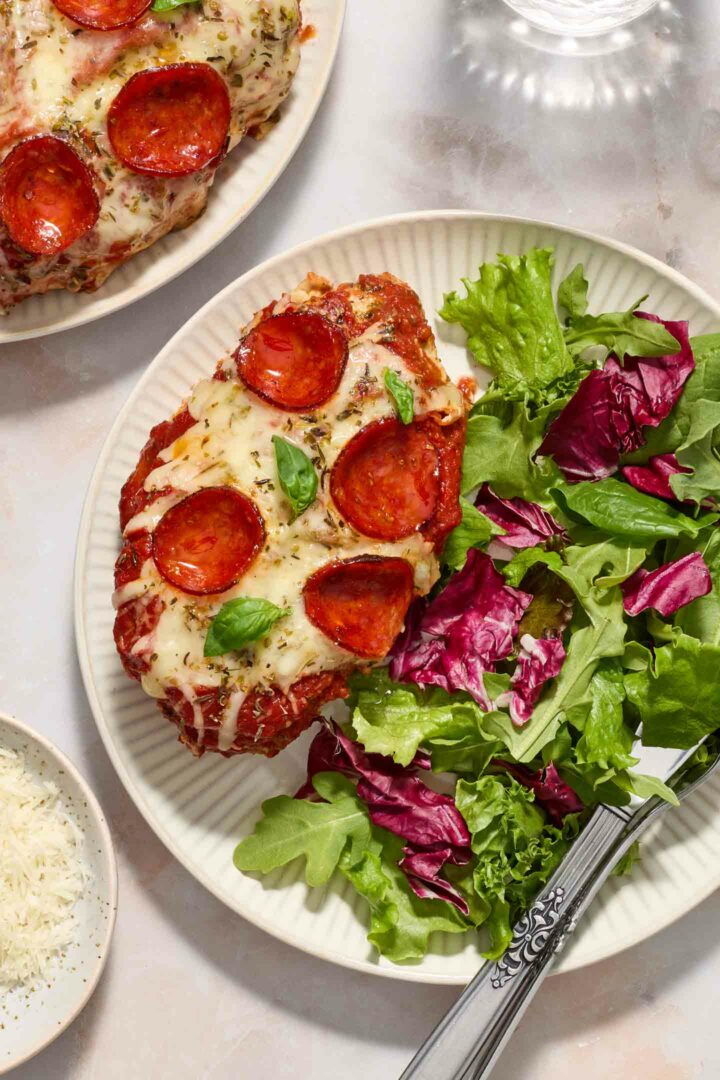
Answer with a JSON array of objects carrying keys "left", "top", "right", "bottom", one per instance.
[{"left": 400, "top": 805, "right": 631, "bottom": 1080}]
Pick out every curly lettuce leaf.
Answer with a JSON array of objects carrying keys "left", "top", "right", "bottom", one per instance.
[
  {"left": 440, "top": 248, "right": 574, "bottom": 400},
  {"left": 349, "top": 670, "right": 485, "bottom": 767},
  {"left": 674, "top": 529, "right": 720, "bottom": 644},
  {"left": 455, "top": 775, "right": 579, "bottom": 959}
]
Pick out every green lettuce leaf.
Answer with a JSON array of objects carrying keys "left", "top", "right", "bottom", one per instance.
[
  {"left": 674, "top": 432, "right": 720, "bottom": 504},
  {"left": 349, "top": 670, "right": 484, "bottom": 767},
  {"left": 557, "top": 263, "right": 589, "bottom": 320},
  {"left": 625, "top": 632, "right": 720, "bottom": 748},
  {"left": 439, "top": 248, "right": 574, "bottom": 400},
  {"left": 233, "top": 773, "right": 371, "bottom": 887},
  {"left": 570, "top": 659, "right": 638, "bottom": 772},
  {"left": 339, "top": 827, "right": 470, "bottom": 962},
  {"left": 612, "top": 840, "right": 641, "bottom": 877},
  {"left": 441, "top": 497, "right": 500, "bottom": 570},
  {"left": 462, "top": 397, "right": 560, "bottom": 502}
]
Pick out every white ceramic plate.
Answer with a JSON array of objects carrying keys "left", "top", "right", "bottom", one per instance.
[
  {"left": 0, "top": 0, "right": 345, "bottom": 345},
  {"left": 0, "top": 712, "right": 118, "bottom": 1073},
  {"left": 75, "top": 211, "right": 720, "bottom": 984}
]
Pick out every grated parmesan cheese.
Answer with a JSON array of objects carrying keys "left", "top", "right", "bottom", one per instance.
[{"left": 0, "top": 746, "right": 90, "bottom": 992}]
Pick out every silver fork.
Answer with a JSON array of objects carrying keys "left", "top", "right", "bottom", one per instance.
[{"left": 400, "top": 738, "right": 720, "bottom": 1080}]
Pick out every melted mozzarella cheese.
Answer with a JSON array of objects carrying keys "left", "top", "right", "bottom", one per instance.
[{"left": 117, "top": 324, "right": 465, "bottom": 751}]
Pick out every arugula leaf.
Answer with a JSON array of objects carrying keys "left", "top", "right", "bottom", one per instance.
[
  {"left": 441, "top": 497, "right": 500, "bottom": 570},
  {"left": 349, "top": 670, "right": 483, "bottom": 767},
  {"left": 272, "top": 435, "right": 318, "bottom": 520},
  {"left": 204, "top": 597, "right": 288, "bottom": 657},
  {"left": 553, "top": 478, "right": 716, "bottom": 540},
  {"left": 456, "top": 775, "right": 578, "bottom": 959},
  {"left": 557, "top": 263, "right": 589, "bottom": 320},
  {"left": 564, "top": 302, "right": 680, "bottom": 360},
  {"left": 615, "top": 771, "right": 679, "bottom": 806},
  {"left": 439, "top": 248, "right": 574, "bottom": 400},
  {"left": 626, "top": 632, "right": 720, "bottom": 748},
  {"left": 462, "top": 398, "right": 560, "bottom": 502},
  {"left": 384, "top": 368, "right": 414, "bottom": 424},
  {"left": 674, "top": 432, "right": 720, "bottom": 504},
  {"left": 151, "top": 0, "right": 198, "bottom": 10},
  {"left": 233, "top": 773, "right": 372, "bottom": 887},
  {"left": 339, "top": 827, "right": 470, "bottom": 962}
]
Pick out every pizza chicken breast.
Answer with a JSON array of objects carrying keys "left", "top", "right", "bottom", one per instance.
[
  {"left": 0, "top": 0, "right": 300, "bottom": 312},
  {"left": 113, "top": 273, "right": 468, "bottom": 757}
]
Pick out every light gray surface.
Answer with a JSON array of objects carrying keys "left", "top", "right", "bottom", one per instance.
[{"left": 1, "top": 1, "right": 719, "bottom": 1076}]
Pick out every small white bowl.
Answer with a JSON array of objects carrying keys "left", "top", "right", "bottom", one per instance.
[{"left": 0, "top": 712, "right": 118, "bottom": 1075}]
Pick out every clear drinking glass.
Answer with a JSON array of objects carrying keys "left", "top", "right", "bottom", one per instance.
[{"left": 500, "top": 0, "right": 660, "bottom": 36}]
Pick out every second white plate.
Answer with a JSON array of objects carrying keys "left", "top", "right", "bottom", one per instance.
[
  {"left": 76, "top": 210, "right": 720, "bottom": 984},
  {"left": 0, "top": 0, "right": 345, "bottom": 344}
]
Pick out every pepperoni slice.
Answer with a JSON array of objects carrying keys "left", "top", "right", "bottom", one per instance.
[
  {"left": 303, "top": 556, "right": 414, "bottom": 658},
  {"left": 235, "top": 312, "right": 348, "bottom": 411},
  {"left": 152, "top": 487, "right": 264, "bottom": 595},
  {"left": 52, "top": 0, "right": 152, "bottom": 30},
  {"left": 108, "top": 64, "right": 231, "bottom": 178},
  {"left": 0, "top": 136, "right": 99, "bottom": 256},
  {"left": 330, "top": 418, "right": 440, "bottom": 541}
]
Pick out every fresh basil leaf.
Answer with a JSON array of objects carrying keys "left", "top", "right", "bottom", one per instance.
[
  {"left": 564, "top": 302, "right": 680, "bottom": 360},
  {"left": 439, "top": 247, "right": 575, "bottom": 401},
  {"left": 441, "top": 497, "right": 500, "bottom": 569},
  {"left": 272, "top": 435, "right": 318, "bottom": 520},
  {"left": 626, "top": 632, "right": 720, "bottom": 748},
  {"left": 204, "top": 597, "right": 288, "bottom": 657},
  {"left": 233, "top": 773, "right": 372, "bottom": 887},
  {"left": 553, "top": 478, "right": 716, "bottom": 540},
  {"left": 383, "top": 368, "right": 414, "bottom": 424},
  {"left": 151, "top": 0, "right": 198, "bottom": 11},
  {"left": 557, "top": 263, "right": 589, "bottom": 320}
]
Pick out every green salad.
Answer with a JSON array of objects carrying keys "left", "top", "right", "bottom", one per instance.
[{"left": 234, "top": 247, "right": 720, "bottom": 964}]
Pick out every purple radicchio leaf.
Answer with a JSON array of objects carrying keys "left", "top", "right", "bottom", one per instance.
[
  {"left": 495, "top": 634, "right": 567, "bottom": 727},
  {"left": 474, "top": 483, "right": 569, "bottom": 550},
  {"left": 621, "top": 551, "right": 712, "bottom": 617},
  {"left": 621, "top": 453, "right": 692, "bottom": 502},
  {"left": 399, "top": 845, "right": 471, "bottom": 913},
  {"left": 295, "top": 721, "right": 472, "bottom": 913},
  {"left": 539, "top": 315, "right": 694, "bottom": 482},
  {"left": 389, "top": 550, "right": 532, "bottom": 709},
  {"left": 494, "top": 760, "right": 583, "bottom": 825}
]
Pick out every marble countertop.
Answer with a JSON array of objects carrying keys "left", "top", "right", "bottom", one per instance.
[{"left": 2, "top": 0, "right": 720, "bottom": 1076}]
